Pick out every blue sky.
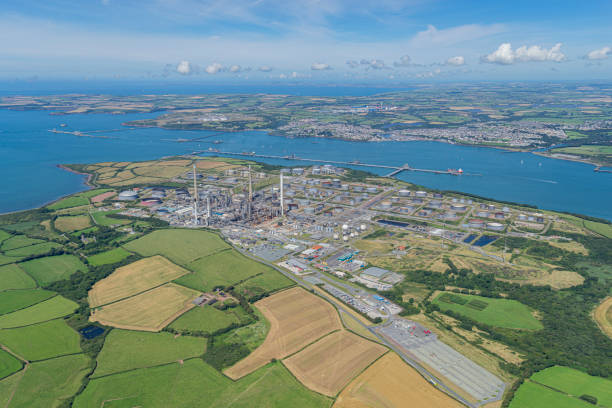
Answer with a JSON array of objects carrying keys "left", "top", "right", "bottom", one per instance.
[{"left": 1, "top": 0, "right": 611, "bottom": 81}]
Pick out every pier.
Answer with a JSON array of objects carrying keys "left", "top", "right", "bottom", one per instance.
[{"left": 195, "top": 149, "right": 482, "bottom": 177}]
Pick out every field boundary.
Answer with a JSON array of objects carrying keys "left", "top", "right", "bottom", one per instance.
[
  {"left": 281, "top": 329, "right": 342, "bottom": 361},
  {"left": 592, "top": 296, "right": 612, "bottom": 340},
  {"left": 0, "top": 293, "right": 58, "bottom": 317},
  {"left": 333, "top": 349, "right": 391, "bottom": 398}
]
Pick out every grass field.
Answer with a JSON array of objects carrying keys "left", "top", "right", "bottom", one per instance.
[
  {"left": 93, "top": 329, "right": 206, "bottom": 378},
  {"left": 54, "top": 215, "right": 91, "bottom": 232},
  {"left": 168, "top": 304, "right": 250, "bottom": 334},
  {"left": 0, "top": 349, "right": 22, "bottom": 380},
  {"left": 19, "top": 254, "right": 87, "bottom": 286},
  {"left": 433, "top": 292, "right": 543, "bottom": 330},
  {"left": 0, "top": 264, "right": 36, "bottom": 291},
  {"left": 177, "top": 249, "right": 283, "bottom": 292},
  {"left": 74, "top": 359, "right": 332, "bottom": 408},
  {"left": 234, "top": 268, "right": 295, "bottom": 301},
  {"left": 214, "top": 307, "right": 270, "bottom": 353},
  {"left": 0, "top": 289, "right": 55, "bottom": 315},
  {"left": 335, "top": 352, "right": 463, "bottom": 408},
  {"left": 0, "top": 319, "right": 81, "bottom": 361},
  {"left": 1, "top": 353, "right": 90, "bottom": 408},
  {"left": 123, "top": 229, "right": 229, "bottom": 265},
  {"left": 0, "top": 296, "right": 78, "bottom": 329},
  {"left": 3, "top": 242, "right": 62, "bottom": 258},
  {"left": 47, "top": 196, "right": 89, "bottom": 211},
  {"left": 86, "top": 247, "right": 132, "bottom": 266},
  {"left": 594, "top": 297, "right": 612, "bottom": 339},
  {"left": 224, "top": 287, "right": 342, "bottom": 380},
  {"left": 509, "top": 381, "right": 594, "bottom": 408},
  {"left": 89, "top": 256, "right": 190, "bottom": 307},
  {"left": 582, "top": 220, "right": 612, "bottom": 239},
  {"left": 530, "top": 366, "right": 612, "bottom": 407},
  {"left": 284, "top": 330, "right": 387, "bottom": 397},
  {"left": 0, "top": 230, "right": 11, "bottom": 244},
  {"left": 1, "top": 235, "right": 44, "bottom": 251},
  {"left": 90, "top": 283, "right": 200, "bottom": 331},
  {"left": 91, "top": 210, "right": 131, "bottom": 226}
]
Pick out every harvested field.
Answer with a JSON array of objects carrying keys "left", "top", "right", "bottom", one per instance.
[
  {"left": 335, "top": 352, "right": 463, "bottom": 408},
  {"left": 284, "top": 330, "right": 387, "bottom": 396},
  {"left": 90, "top": 191, "right": 116, "bottom": 203},
  {"left": 196, "top": 160, "right": 231, "bottom": 169},
  {"left": 89, "top": 255, "right": 190, "bottom": 307},
  {"left": 593, "top": 296, "right": 612, "bottom": 339},
  {"left": 224, "top": 287, "right": 342, "bottom": 379},
  {"left": 90, "top": 283, "right": 200, "bottom": 332},
  {"left": 54, "top": 215, "right": 91, "bottom": 232}
]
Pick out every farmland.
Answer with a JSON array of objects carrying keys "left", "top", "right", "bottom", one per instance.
[
  {"left": 91, "top": 210, "right": 131, "bottom": 226},
  {"left": 19, "top": 254, "right": 87, "bottom": 286},
  {"left": 90, "top": 283, "right": 200, "bottom": 331},
  {"left": 54, "top": 215, "right": 91, "bottom": 232},
  {"left": 86, "top": 247, "right": 132, "bottom": 266},
  {"left": 530, "top": 366, "right": 612, "bottom": 407},
  {"left": 509, "top": 381, "right": 594, "bottom": 408},
  {"left": 0, "top": 264, "right": 35, "bottom": 291},
  {"left": 168, "top": 304, "right": 250, "bottom": 334},
  {"left": 3, "top": 242, "right": 61, "bottom": 258},
  {"left": 92, "top": 330, "right": 206, "bottom": 377},
  {"left": 0, "top": 296, "right": 78, "bottom": 329},
  {"left": 224, "top": 287, "right": 342, "bottom": 379},
  {"left": 433, "top": 292, "right": 543, "bottom": 330},
  {"left": 284, "top": 330, "right": 387, "bottom": 396},
  {"left": 594, "top": 297, "right": 612, "bottom": 339},
  {"left": 0, "top": 289, "right": 54, "bottom": 315},
  {"left": 335, "top": 352, "right": 463, "bottom": 408},
  {"left": 0, "top": 349, "right": 22, "bottom": 379},
  {"left": 123, "top": 229, "right": 229, "bottom": 265},
  {"left": 0, "top": 319, "right": 82, "bottom": 361},
  {"left": 74, "top": 359, "right": 332, "bottom": 408},
  {"left": 88, "top": 255, "right": 189, "bottom": 307}
]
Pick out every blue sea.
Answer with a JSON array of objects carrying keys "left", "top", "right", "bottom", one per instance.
[{"left": 1, "top": 81, "right": 610, "bottom": 220}]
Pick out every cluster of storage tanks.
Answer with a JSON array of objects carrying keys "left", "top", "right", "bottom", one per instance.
[{"left": 332, "top": 223, "right": 368, "bottom": 241}]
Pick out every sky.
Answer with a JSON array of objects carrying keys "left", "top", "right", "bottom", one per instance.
[{"left": 1, "top": 0, "right": 611, "bottom": 82}]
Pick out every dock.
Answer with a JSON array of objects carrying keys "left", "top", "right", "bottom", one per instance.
[{"left": 195, "top": 149, "right": 481, "bottom": 177}]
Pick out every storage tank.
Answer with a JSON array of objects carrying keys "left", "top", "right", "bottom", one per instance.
[
  {"left": 415, "top": 191, "right": 427, "bottom": 198},
  {"left": 398, "top": 189, "right": 411, "bottom": 197},
  {"left": 360, "top": 224, "right": 367, "bottom": 231},
  {"left": 118, "top": 190, "right": 138, "bottom": 201},
  {"left": 487, "top": 222, "right": 504, "bottom": 231}
]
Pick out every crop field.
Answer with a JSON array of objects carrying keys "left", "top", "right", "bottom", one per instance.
[
  {"left": 509, "top": 381, "right": 593, "bottom": 408},
  {"left": 89, "top": 256, "right": 190, "bottom": 307},
  {"left": 0, "top": 319, "right": 81, "bottom": 361},
  {"left": 530, "top": 366, "right": 612, "bottom": 407},
  {"left": 87, "top": 247, "right": 132, "bottom": 266},
  {"left": 168, "top": 304, "right": 249, "bottom": 334},
  {"left": 233, "top": 268, "right": 295, "bottom": 301},
  {"left": 433, "top": 292, "right": 543, "bottom": 330},
  {"left": 284, "top": 330, "right": 387, "bottom": 397},
  {"left": 335, "top": 352, "right": 463, "bottom": 408},
  {"left": 0, "top": 289, "right": 54, "bottom": 315},
  {"left": 54, "top": 215, "right": 91, "bottom": 232},
  {"left": 75, "top": 359, "right": 332, "bottom": 408},
  {"left": 1, "top": 235, "right": 44, "bottom": 251},
  {"left": 0, "top": 296, "right": 78, "bottom": 329},
  {"left": 123, "top": 229, "right": 229, "bottom": 265},
  {"left": 0, "top": 349, "right": 22, "bottom": 379},
  {"left": 594, "top": 297, "right": 612, "bottom": 339},
  {"left": 44, "top": 189, "right": 109, "bottom": 210},
  {"left": 178, "top": 249, "right": 285, "bottom": 292},
  {"left": 0, "top": 264, "right": 35, "bottom": 291},
  {"left": 19, "top": 254, "right": 87, "bottom": 286},
  {"left": 224, "top": 287, "right": 342, "bottom": 380},
  {"left": 90, "top": 283, "right": 200, "bottom": 331},
  {"left": 91, "top": 210, "right": 132, "bottom": 226},
  {"left": 93, "top": 330, "right": 206, "bottom": 378},
  {"left": 3, "top": 242, "right": 62, "bottom": 258},
  {"left": 1, "top": 353, "right": 90, "bottom": 408}
]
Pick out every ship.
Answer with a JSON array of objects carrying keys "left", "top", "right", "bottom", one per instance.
[{"left": 447, "top": 168, "right": 464, "bottom": 175}]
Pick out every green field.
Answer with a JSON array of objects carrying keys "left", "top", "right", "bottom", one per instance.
[
  {"left": 0, "top": 289, "right": 55, "bottom": 315},
  {"left": 0, "top": 235, "right": 44, "bottom": 251},
  {"left": 0, "top": 319, "right": 82, "bottom": 361},
  {"left": 433, "top": 292, "right": 543, "bottom": 330},
  {"left": 0, "top": 264, "right": 36, "bottom": 291},
  {"left": 47, "top": 196, "right": 89, "bottom": 211},
  {"left": 0, "top": 221, "right": 41, "bottom": 233},
  {"left": 75, "top": 359, "right": 332, "bottom": 408},
  {"left": 123, "top": 229, "right": 229, "bottom": 265},
  {"left": 92, "top": 330, "right": 206, "bottom": 378},
  {"left": 3, "top": 242, "right": 62, "bottom": 259},
  {"left": 169, "top": 305, "right": 251, "bottom": 335},
  {"left": 554, "top": 145, "right": 612, "bottom": 156},
  {"left": 87, "top": 247, "right": 132, "bottom": 266},
  {"left": 0, "top": 230, "right": 11, "bottom": 244},
  {"left": 234, "top": 270, "right": 294, "bottom": 301},
  {"left": 1, "top": 353, "right": 90, "bottom": 408},
  {"left": 91, "top": 210, "right": 132, "bottom": 226},
  {"left": 215, "top": 308, "right": 270, "bottom": 353},
  {"left": 530, "top": 366, "right": 612, "bottom": 407},
  {"left": 510, "top": 381, "right": 595, "bottom": 408},
  {"left": 19, "top": 254, "right": 87, "bottom": 286},
  {"left": 582, "top": 220, "right": 612, "bottom": 239},
  {"left": 177, "top": 249, "right": 278, "bottom": 292},
  {"left": 0, "top": 296, "right": 78, "bottom": 329},
  {"left": 0, "top": 349, "right": 22, "bottom": 380}
]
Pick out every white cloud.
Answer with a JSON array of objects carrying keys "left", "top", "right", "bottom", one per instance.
[
  {"left": 483, "top": 43, "right": 566, "bottom": 64},
  {"left": 446, "top": 56, "right": 465, "bottom": 66},
  {"left": 587, "top": 46, "right": 611, "bottom": 60},
  {"left": 229, "top": 64, "right": 242, "bottom": 72},
  {"left": 205, "top": 62, "right": 224, "bottom": 74},
  {"left": 258, "top": 65, "right": 273, "bottom": 72},
  {"left": 311, "top": 62, "right": 331, "bottom": 70},
  {"left": 346, "top": 60, "right": 359, "bottom": 68},
  {"left": 176, "top": 60, "right": 192, "bottom": 75},
  {"left": 360, "top": 59, "right": 386, "bottom": 69},
  {"left": 393, "top": 55, "right": 411, "bottom": 67},
  {"left": 411, "top": 24, "right": 505, "bottom": 47}
]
